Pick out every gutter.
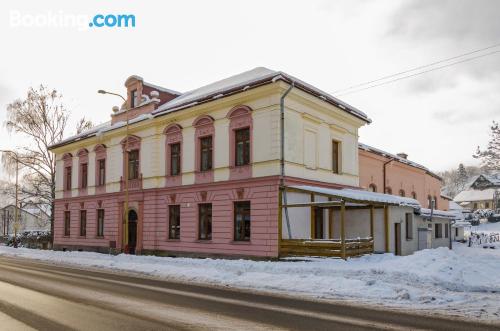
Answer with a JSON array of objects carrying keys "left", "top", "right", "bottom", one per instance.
[{"left": 280, "top": 82, "right": 295, "bottom": 239}]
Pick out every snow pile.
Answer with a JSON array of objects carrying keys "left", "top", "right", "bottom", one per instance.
[{"left": 1, "top": 245, "right": 500, "bottom": 320}]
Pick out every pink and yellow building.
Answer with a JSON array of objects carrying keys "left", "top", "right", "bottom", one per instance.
[{"left": 49, "top": 67, "right": 453, "bottom": 258}]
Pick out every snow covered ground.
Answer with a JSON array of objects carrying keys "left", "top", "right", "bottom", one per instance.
[
  {"left": 468, "top": 220, "right": 500, "bottom": 235},
  {"left": 1, "top": 243, "right": 500, "bottom": 321}
]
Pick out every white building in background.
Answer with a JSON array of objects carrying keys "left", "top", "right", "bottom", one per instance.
[
  {"left": 454, "top": 174, "right": 500, "bottom": 210},
  {"left": 1, "top": 205, "right": 50, "bottom": 236}
]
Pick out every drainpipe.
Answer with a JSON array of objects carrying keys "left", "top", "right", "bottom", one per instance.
[
  {"left": 383, "top": 158, "right": 394, "bottom": 194},
  {"left": 280, "top": 81, "right": 295, "bottom": 239}
]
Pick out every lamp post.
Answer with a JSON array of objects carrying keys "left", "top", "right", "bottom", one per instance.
[
  {"left": 97, "top": 90, "right": 130, "bottom": 253},
  {"left": 0, "top": 150, "right": 19, "bottom": 248}
]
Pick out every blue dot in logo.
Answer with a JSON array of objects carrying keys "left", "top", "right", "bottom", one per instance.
[{"left": 88, "top": 22, "right": 93, "bottom": 27}]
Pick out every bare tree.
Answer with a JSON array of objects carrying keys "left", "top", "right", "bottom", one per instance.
[
  {"left": 2, "top": 85, "right": 92, "bottom": 242},
  {"left": 474, "top": 121, "right": 500, "bottom": 171}
]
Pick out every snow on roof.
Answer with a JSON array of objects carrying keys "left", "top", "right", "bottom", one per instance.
[
  {"left": 418, "top": 208, "right": 457, "bottom": 220},
  {"left": 289, "top": 185, "right": 421, "bottom": 208},
  {"left": 143, "top": 81, "right": 181, "bottom": 96},
  {"left": 453, "top": 188, "right": 496, "bottom": 203},
  {"left": 468, "top": 173, "right": 500, "bottom": 188},
  {"left": 153, "top": 67, "right": 370, "bottom": 122},
  {"left": 453, "top": 221, "right": 471, "bottom": 227},
  {"left": 358, "top": 142, "right": 441, "bottom": 180},
  {"left": 448, "top": 201, "right": 464, "bottom": 211}
]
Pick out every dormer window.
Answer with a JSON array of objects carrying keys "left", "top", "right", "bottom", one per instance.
[{"left": 130, "top": 89, "right": 137, "bottom": 108}]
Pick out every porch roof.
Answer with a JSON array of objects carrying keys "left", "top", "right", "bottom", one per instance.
[{"left": 288, "top": 185, "right": 421, "bottom": 208}]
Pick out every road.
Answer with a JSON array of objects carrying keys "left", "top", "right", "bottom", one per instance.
[{"left": 0, "top": 256, "right": 497, "bottom": 331}]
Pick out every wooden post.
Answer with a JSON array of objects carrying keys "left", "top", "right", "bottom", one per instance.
[
  {"left": 341, "top": 200, "right": 346, "bottom": 260},
  {"left": 310, "top": 193, "right": 315, "bottom": 239},
  {"left": 384, "top": 205, "right": 390, "bottom": 253},
  {"left": 328, "top": 198, "right": 334, "bottom": 239},
  {"left": 370, "top": 205, "right": 375, "bottom": 239},
  {"left": 278, "top": 188, "right": 283, "bottom": 257}
]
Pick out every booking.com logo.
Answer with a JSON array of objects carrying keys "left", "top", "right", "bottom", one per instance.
[{"left": 9, "top": 10, "right": 136, "bottom": 31}]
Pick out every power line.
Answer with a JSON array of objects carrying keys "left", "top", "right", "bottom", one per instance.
[
  {"left": 334, "top": 49, "right": 500, "bottom": 97},
  {"left": 332, "top": 42, "right": 500, "bottom": 96}
]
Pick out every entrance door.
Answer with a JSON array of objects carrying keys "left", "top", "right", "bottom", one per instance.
[
  {"left": 394, "top": 223, "right": 401, "bottom": 255},
  {"left": 418, "top": 228, "right": 428, "bottom": 250},
  {"left": 314, "top": 208, "right": 324, "bottom": 239},
  {"left": 128, "top": 210, "right": 138, "bottom": 255}
]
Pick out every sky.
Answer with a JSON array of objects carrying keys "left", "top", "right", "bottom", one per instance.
[{"left": 0, "top": 0, "right": 499, "bottom": 182}]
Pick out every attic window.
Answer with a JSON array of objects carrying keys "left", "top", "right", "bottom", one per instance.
[{"left": 130, "top": 89, "right": 137, "bottom": 108}]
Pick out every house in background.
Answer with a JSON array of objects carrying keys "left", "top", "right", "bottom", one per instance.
[
  {"left": 454, "top": 174, "right": 500, "bottom": 210},
  {"left": 48, "top": 67, "right": 454, "bottom": 259},
  {"left": 1, "top": 204, "right": 50, "bottom": 236}
]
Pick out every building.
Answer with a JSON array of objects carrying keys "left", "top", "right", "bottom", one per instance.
[
  {"left": 454, "top": 174, "right": 500, "bottom": 210},
  {"left": 1, "top": 204, "right": 50, "bottom": 236},
  {"left": 358, "top": 143, "right": 448, "bottom": 211},
  {"left": 49, "top": 67, "right": 453, "bottom": 258}
]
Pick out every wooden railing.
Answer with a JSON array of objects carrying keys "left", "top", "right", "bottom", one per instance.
[{"left": 279, "top": 237, "right": 374, "bottom": 258}]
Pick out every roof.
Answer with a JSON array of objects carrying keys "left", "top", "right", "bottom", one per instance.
[
  {"left": 418, "top": 208, "right": 457, "bottom": 220},
  {"left": 468, "top": 173, "right": 500, "bottom": 189},
  {"left": 448, "top": 201, "right": 464, "bottom": 211},
  {"left": 358, "top": 142, "right": 442, "bottom": 180},
  {"left": 453, "top": 188, "right": 496, "bottom": 203},
  {"left": 289, "top": 185, "right": 421, "bottom": 208},
  {"left": 49, "top": 67, "right": 371, "bottom": 150}
]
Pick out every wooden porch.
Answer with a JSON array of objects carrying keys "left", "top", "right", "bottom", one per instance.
[{"left": 280, "top": 238, "right": 374, "bottom": 258}]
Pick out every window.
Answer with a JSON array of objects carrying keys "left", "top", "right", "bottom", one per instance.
[
  {"left": 97, "top": 209, "right": 104, "bottom": 237},
  {"left": 332, "top": 140, "right": 340, "bottom": 174},
  {"left": 428, "top": 195, "right": 433, "bottom": 209},
  {"left": 234, "top": 201, "right": 251, "bottom": 241},
  {"left": 65, "top": 166, "right": 72, "bottom": 190},
  {"left": 98, "top": 159, "right": 106, "bottom": 186},
  {"left": 433, "top": 196, "right": 438, "bottom": 209},
  {"left": 64, "top": 211, "right": 71, "bottom": 236},
  {"left": 130, "top": 89, "right": 137, "bottom": 108},
  {"left": 445, "top": 223, "right": 449, "bottom": 238},
  {"left": 170, "top": 143, "right": 181, "bottom": 176},
  {"left": 198, "top": 204, "right": 212, "bottom": 240},
  {"left": 435, "top": 223, "right": 442, "bottom": 238},
  {"left": 405, "top": 213, "right": 413, "bottom": 240},
  {"left": 169, "top": 205, "right": 181, "bottom": 239},
  {"left": 368, "top": 184, "right": 377, "bottom": 192},
  {"left": 80, "top": 210, "right": 87, "bottom": 237},
  {"left": 399, "top": 189, "right": 405, "bottom": 197},
  {"left": 81, "top": 163, "right": 88, "bottom": 188},
  {"left": 200, "top": 136, "right": 213, "bottom": 171},
  {"left": 455, "top": 228, "right": 459, "bottom": 237},
  {"left": 385, "top": 187, "right": 392, "bottom": 195},
  {"left": 235, "top": 128, "right": 250, "bottom": 166},
  {"left": 411, "top": 192, "right": 417, "bottom": 199},
  {"left": 473, "top": 202, "right": 478, "bottom": 209},
  {"left": 485, "top": 202, "right": 490, "bottom": 209},
  {"left": 128, "top": 150, "right": 139, "bottom": 180}
]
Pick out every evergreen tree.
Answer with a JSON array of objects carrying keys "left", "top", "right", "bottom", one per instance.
[
  {"left": 474, "top": 121, "right": 500, "bottom": 170},
  {"left": 457, "top": 163, "right": 468, "bottom": 190}
]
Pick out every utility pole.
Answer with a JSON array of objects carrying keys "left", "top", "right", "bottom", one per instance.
[{"left": 97, "top": 90, "right": 129, "bottom": 253}]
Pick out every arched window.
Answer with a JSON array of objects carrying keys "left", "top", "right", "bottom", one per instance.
[
  {"left": 385, "top": 187, "right": 392, "bottom": 195},
  {"left": 164, "top": 124, "right": 183, "bottom": 187},
  {"left": 427, "top": 195, "right": 433, "bottom": 209},
  {"left": 94, "top": 144, "right": 107, "bottom": 194},
  {"left": 433, "top": 196, "right": 438, "bottom": 209},
  {"left": 193, "top": 115, "right": 215, "bottom": 184},
  {"left": 399, "top": 189, "right": 405, "bottom": 197},
  {"left": 77, "top": 149, "right": 89, "bottom": 195},
  {"left": 411, "top": 192, "right": 417, "bottom": 199},
  {"left": 368, "top": 184, "right": 377, "bottom": 192},
  {"left": 227, "top": 105, "right": 253, "bottom": 180}
]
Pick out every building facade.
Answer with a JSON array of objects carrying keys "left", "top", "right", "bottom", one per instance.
[
  {"left": 454, "top": 174, "right": 500, "bottom": 210},
  {"left": 358, "top": 143, "right": 449, "bottom": 211}
]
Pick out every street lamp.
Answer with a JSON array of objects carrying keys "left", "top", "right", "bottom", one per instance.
[
  {"left": 0, "top": 149, "right": 19, "bottom": 248},
  {"left": 97, "top": 90, "right": 130, "bottom": 253}
]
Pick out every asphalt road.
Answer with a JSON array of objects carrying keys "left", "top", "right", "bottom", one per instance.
[{"left": 0, "top": 256, "right": 498, "bottom": 331}]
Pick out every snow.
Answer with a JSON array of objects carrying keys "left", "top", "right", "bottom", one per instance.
[
  {"left": 454, "top": 189, "right": 496, "bottom": 203},
  {"left": 290, "top": 185, "right": 421, "bottom": 208},
  {"left": 418, "top": 208, "right": 457, "bottom": 219},
  {"left": 1, "top": 244, "right": 500, "bottom": 320},
  {"left": 468, "top": 221, "right": 500, "bottom": 235}
]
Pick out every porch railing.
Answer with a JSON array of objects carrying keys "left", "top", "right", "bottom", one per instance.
[{"left": 279, "top": 237, "right": 374, "bottom": 258}]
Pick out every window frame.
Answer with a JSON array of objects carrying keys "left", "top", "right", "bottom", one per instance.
[
  {"left": 79, "top": 210, "right": 87, "bottom": 237},
  {"left": 64, "top": 211, "right": 71, "bottom": 236},
  {"left": 81, "top": 163, "right": 88, "bottom": 189},
  {"left": 98, "top": 159, "right": 106, "bottom": 186},
  {"left": 170, "top": 143, "right": 181, "bottom": 176},
  {"left": 198, "top": 203, "right": 212, "bottom": 240},
  {"left": 97, "top": 209, "right": 104, "bottom": 237},
  {"left": 168, "top": 205, "right": 181, "bottom": 240},
  {"left": 435, "top": 223, "right": 442, "bottom": 238},
  {"left": 234, "top": 201, "right": 251, "bottom": 241},
  {"left": 199, "top": 136, "right": 213, "bottom": 172},
  {"left": 332, "top": 140, "right": 341, "bottom": 174},
  {"left": 128, "top": 149, "right": 140, "bottom": 180},
  {"left": 234, "top": 128, "right": 250, "bottom": 167},
  {"left": 65, "top": 166, "right": 72, "bottom": 191}
]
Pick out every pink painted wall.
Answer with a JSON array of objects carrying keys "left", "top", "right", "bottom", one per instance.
[
  {"left": 54, "top": 177, "right": 280, "bottom": 258},
  {"left": 359, "top": 149, "right": 448, "bottom": 210}
]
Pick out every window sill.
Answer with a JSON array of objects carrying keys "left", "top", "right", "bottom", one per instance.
[{"left": 231, "top": 240, "right": 251, "bottom": 244}]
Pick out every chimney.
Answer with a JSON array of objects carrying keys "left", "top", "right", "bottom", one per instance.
[{"left": 397, "top": 153, "right": 408, "bottom": 159}]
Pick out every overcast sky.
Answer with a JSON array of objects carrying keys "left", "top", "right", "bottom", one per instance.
[{"left": 1, "top": 0, "right": 499, "bottom": 181}]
